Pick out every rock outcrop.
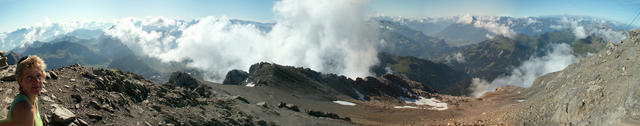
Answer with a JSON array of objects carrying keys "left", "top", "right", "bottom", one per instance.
[
  {"left": 354, "top": 74, "right": 438, "bottom": 101},
  {"left": 0, "top": 51, "right": 7, "bottom": 68},
  {"left": 373, "top": 53, "right": 472, "bottom": 96},
  {"left": 166, "top": 71, "right": 213, "bottom": 98},
  {"left": 505, "top": 29, "right": 640, "bottom": 125},
  {"left": 5, "top": 51, "right": 20, "bottom": 65},
  {"left": 0, "top": 51, "right": 13, "bottom": 81},
  {"left": 236, "top": 62, "right": 439, "bottom": 103},
  {"left": 222, "top": 69, "right": 249, "bottom": 85},
  {"left": 167, "top": 71, "right": 199, "bottom": 89}
]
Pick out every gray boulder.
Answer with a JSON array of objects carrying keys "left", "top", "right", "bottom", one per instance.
[{"left": 51, "top": 104, "right": 76, "bottom": 125}]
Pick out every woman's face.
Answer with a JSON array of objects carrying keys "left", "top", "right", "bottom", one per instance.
[{"left": 19, "top": 67, "right": 44, "bottom": 96}]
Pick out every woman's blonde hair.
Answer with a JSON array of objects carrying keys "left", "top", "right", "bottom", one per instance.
[{"left": 15, "top": 55, "right": 47, "bottom": 81}]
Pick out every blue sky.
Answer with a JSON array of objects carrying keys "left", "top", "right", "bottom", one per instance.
[{"left": 1, "top": 0, "right": 639, "bottom": 33}]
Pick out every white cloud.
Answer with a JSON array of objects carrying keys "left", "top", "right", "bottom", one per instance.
[
  {"left": 557, "top": 16, "right": 626, "bottom": 42},
  {"left": 591, "top": 28, "right": 626, "bottom": 43},
  {"left": 0, "top": 18, "right": 109, "bottom": 51},
  {"left": 145, "top": 0, "right": 379, "bottom": 82},
  {"left": 384, "top": 67, "right": 394, "bottom": 74},
  {"left": 485, "top": 33, "right": 495, "bottom": 39},
  {"left": 0, "top": 33, "right": 6, "bottom": 48},
  {"left": 473, "top": 17, "right": 516, "bottom": 38},
  {"left": 457, "top": 14, "right": 474, "bottom": 24},
  {"left": 492, "top": 43, "right": 576, "bottom": 87},
  {"left": 454, "top": 52, "right": 466, "bottom": 63},
  {"left": 470, "top": 78, "right": 490, "bottom": 98},
  {"left": 526, "top": 18, "right": 538, "bottom": 25},
  {"left": 471, "top": 43, "right": 577, "bottom": 97},
  {"left": 104, "top": 16, "right": 187, "bottom": 55},
  {"left": 573, "top": 25, "right": 588, "bottom": 39},
  {"left": 455, "top": 15, "right": 516, "bottom": 39}
]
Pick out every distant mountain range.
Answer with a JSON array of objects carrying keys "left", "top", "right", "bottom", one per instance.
[
  {"left": 376, "top": 15, "right": 621, "bottom": 82},
  {"left": 441, "top": 31, "right": 606, "bottom": 81},
  {"left": 375, "top": 15, "right": 629, "bottom": 46}
]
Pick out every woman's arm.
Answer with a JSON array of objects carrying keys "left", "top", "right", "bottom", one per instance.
[{"left": 0, "top": 101, "right": 34, "bottom": 126}]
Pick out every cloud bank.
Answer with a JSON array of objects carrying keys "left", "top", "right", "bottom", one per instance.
[
  {"left": 0, "top": 19, "right": 109, "bottom": 51},
  {"left": 108, "top": 0, "right": 380, "bottom": 82},
  {"left": 456, "top": 14, "right": 517, "bottom": 39}
]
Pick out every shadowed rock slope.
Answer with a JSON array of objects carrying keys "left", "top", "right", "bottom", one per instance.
[
  {"left": 226, "top": 62, "right": 439, "bottom": 102},
  {"left": 372, "top": 53, "right": 471, "bottom": 96}
]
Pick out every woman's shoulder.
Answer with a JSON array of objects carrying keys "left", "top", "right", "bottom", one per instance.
[
  {"left": 9, "top": 100, "right": 34, "bottom": 125},
  {"left": 11, "top": 100, "right": 34, "bottom": 118},
  {"left": 9, "top": 93, "right": 33, "bottom": 113},
  {"left": 12, "top": 101, "right": 33, "bottom": 111}
]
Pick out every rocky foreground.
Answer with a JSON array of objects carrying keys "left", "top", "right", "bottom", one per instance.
[{"left": 0, "top": 63, "right": 281, "bottom": 125}]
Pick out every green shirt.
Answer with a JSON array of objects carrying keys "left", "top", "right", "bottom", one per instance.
[{"left": 1, "top": 93, "right": 43, "bottom": 126}]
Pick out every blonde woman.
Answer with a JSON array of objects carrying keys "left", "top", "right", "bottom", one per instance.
[{"left": 0, "top": 56, "right": 45, "bottom": 126}]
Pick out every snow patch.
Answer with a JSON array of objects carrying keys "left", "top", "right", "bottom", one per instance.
[
  {"left": 384, "top": 67, "right": 394, "bottom": 74},
  {"left": 398, "top": 96, "right": 448, "bottom": 110},
  {"left": 454, "top": 52, "right": 466, "bottom": 63},
  {"left": 394, "top": 106, "right": 417, "bottom": 109},
  {"left": 245, "top": 82, "right": 256, "bottom": 87},
  {"left": 332, "top": 100, "right": 356, "bottom": 106}
]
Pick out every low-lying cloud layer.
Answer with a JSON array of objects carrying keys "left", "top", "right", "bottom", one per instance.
[
  {"left": 471, "top": 43, "right": 578, "bottom": 97},
  {"left": 0, "top": 19, "right": 109, "bottom": 51}
]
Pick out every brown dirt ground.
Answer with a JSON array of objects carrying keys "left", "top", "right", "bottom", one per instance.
[{"left": 340, "top": 86, "right": 525, "bottom": 126}]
